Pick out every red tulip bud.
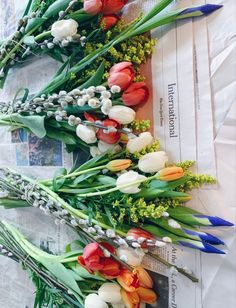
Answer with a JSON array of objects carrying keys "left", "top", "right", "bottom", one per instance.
[
  {"left": 84, "top": 0, "right": 128, "bottom": 15},
  {"left": 127, "top": 228, "right": 153, "bottom": 248},
  {"left": 122, "top": 82, "right": 149, "bottom": 106},
  {"left": 100, "top": 14, "right": 120, "bottom": 30},
  {"left": 108, "top": 62, "right": 135, "bottom": 91},
  {"left": 97, "top": 118, "right": 121, "bottom": 144}
]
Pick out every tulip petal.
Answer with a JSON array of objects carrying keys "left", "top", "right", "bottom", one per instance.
[
  {"left": 136, "top": 287, "right": 157, "bottom": 304},
  {"left": 121, "top": 289, "right": 140, "bottom": 308}
]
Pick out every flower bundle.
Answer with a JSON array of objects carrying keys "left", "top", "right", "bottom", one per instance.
[
  {"left": 0, "top": 136, "right": 233, "bottom": 276},
  {"left": 0, "top": 220, "right": 157, "bottom": 307},
  {"left": 0, "top": 1, "right": 223, "bottom": 153},
  {"left": 0, "top": 0, "right": 130, "bottom": 88}
]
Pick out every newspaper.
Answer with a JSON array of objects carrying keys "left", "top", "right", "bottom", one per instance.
[{"left": 0, "top": 0, "right": 235, "bottom": 308}]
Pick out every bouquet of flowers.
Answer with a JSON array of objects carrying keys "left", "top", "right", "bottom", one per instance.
[
  {"left": 0, "top": 0, "right": 222, "bottom": 152},
  {"left": 0, "top": 140, "right": 233, "bottom": 282},
  {"left": 0, "top": 220, "right": 158, "bottom": 307}
]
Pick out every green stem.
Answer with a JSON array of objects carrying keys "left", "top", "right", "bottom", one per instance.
[
  {"left": 60, "top": 256, "right": 78, "bottom": 263},
  {"left": 41, "top": 164, "right": 107, "bottom": 185},
  {"left": 35, "top": 30, "right": 51, "bottom": 42},
  {"left": 149, "top": 252, "right": 199, "bottom": 283}
]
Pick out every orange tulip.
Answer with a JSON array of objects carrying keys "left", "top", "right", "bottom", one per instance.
[
  {"left": 157, "top": 166, "right": 184, "bottom": 181},
  {"left": 121, "top": 289, "right": 140, "bottom": 308},
  {"left": 107, "top": 159, "right": 132, "bottom": 172},
  {"left": 133, "top": 267, "right": 153, "bottom": 289},
  {"left": 137, "top": 287, "right": 157, "bottom": 304},
  {"left": 117, "top": 269, "right": 139, "bottom": 292}
]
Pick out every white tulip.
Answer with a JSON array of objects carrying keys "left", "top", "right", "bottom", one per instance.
[
  {"left": 51, "top": 19, "right": 78, "bottom": 41},
  {"left": 127, "top": 132, "right": 154, "bottom": 154},
  {"left": 108, "top": 106, "right": 136, "bottom": 124},
  {"left": 98, "top": 283, "right": 122, "bottom": 304},
  {"left": 138, "top": 151, "right": 168, "bottom": 173},
  {"left": 98, "top": 140, "right": 122, "bottom": 154},
  {"left": 76, "top": 124, "right": 97, "bottom": 144},
  {"left": 116, "top": 171, "right": 147, "bottom": 194},
  {"left": 85, "top": 294, "right": 108, "bottom": 308},
  {"left": 117, "top": 247, "right": 144, "bottom": 267},
  {"left": 90, "top": 146, "right": 101, "bottom": 157}
]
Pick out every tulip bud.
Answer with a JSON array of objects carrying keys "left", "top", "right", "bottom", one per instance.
[
  {"left": 84, "top": 0, "right": 103, "bottom": 15},
  {"left": 97, "top": 119, "right": 121, "bottom": 144},
  {"left": 108, "top": 62, "right": 135, "bottom": 90},
  {"left": 51, "top": 19, "right": 78, "bottom": 41},
  {"left": 138, "top": 151, "right": 168, "bottom": 173},
  {"left": 107, "top": 159, "right": 132, "bottom": 172},
  {"left": 136, "top": 287, "right": 157, "bottom": 304},
  {"left": 98, "top": 283, "right": 122, "bottom": 304},
  {"left": 90, "top": 146, "right": 102, "bottom": 157},
  {"left": 117, "top": 270, "right": 140, "bottom": 292},
  {"left": 101, "top": 0, "right": 128, "bottom": 14},
  {"left": 101, "top": 15, "right": 120, "bottom": 31},
  {"left": 121, "top": 290, "right": 140, "bottom": 308},
  {"left": 126, "top": 132, "right": 154, "bottom": 154},
  {"left": 133, "top": 267, "right": 153, "bottom": 289},
  {"left": 76, "top": 124, "right": 97, "bottom": 144},
  {"left": 98, "top": 140, "right": 122, "bottom": 154},
  {"left": 127, "top": 228, "right": 153, "bottom": 248},
  {"left": 85, "top": 294, "right": 108, "bottom": 308},
  {"left": 157, "top": 166, "right": 184, "bottom": 181},
  {"left": 108, "top": 106, "right": 136, "bottom": 125},
  {"left": 116, "top": 171, "right": 147, "bottom": 194},
  {"left": 122, "top": 82, "right": 149, "bottom": 106},
  {"left": 117, "top": 246, "right": 145, "bottom": 266}
]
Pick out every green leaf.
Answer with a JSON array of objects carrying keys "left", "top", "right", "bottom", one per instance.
[
  {"left": 53, "top": 168, "right": 67, "bottom": 191},
  {"left": 0, "top": 198, "right": 29, "bottom": 209},
  {"left": 133, "top": 188, "right": 164, "bottom": 200},
  {"left": 23, "top": 0, "right": 34, "bottom": 17},
  {"left": 12, "top": 87, "right": 29, "bottom": 104},
  {"left": 75, "top": 152, "right": 107, "bottom": 172},
  {"left": 10, "top": 114, "right": 46, "bottom": 138},
  {"left": 46, "top": 127, "right": 77, "bottom": 145},
  {"left": 23, "top": 36, "right": 36, "bottom": 46},
  {"left": 73, "top": 170, "right": 99, "bottom": 185},
  {"left": 150, "top": 176, "right": 189, "bottom": 190},
  {"left": 97, "top": 175, "right": 116, "bottom": 186},
  {"left": 25, "top": 17, "right": 47, "bottom": 33},
  {"left": 43, "top": 0, "right": 71, "bottom": 18}
]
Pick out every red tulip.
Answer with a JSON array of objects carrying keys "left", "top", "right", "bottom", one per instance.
[
  {"left": 127, "top": 228, "right": 153, "bottom": 248},
  {"left": 108, "top": 62, "right": 135, "bottom": 91},
  {"left": 78, "top": 242, "right": 121, "bottom": 278},
  {"left": 100, "top": 15, "right": 120, "bottom": 30},
  {"left": 122, "top": 82, "right": 149, "bottom": 106},
  {"left": 84, "top": 0, "right": 128, "bottom": 15},
  {"left": 100, "top": 258, "right": 121, "bottom": 278},
  {"left": 97, "top": 118, "right": 121, "bottom": 144},
  {"left": 84, "top": 0, "right": 103, "bottom": 15},
  {"left": 84, "top": 112, "right": 99, "bottom": 123},
  {"left": 102, "top": 0, "right": 128, "bottom": 14}
]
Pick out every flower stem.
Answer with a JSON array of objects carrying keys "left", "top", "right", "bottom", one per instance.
[
  {"left": 77, "top": 175, "right": 157, "bottom": 197},
  {"left": 148, "top": 252, "right": 199, "bottom": 283},
  {"left": 35, "top": 30, "right": 51, "bottom": 42}
]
